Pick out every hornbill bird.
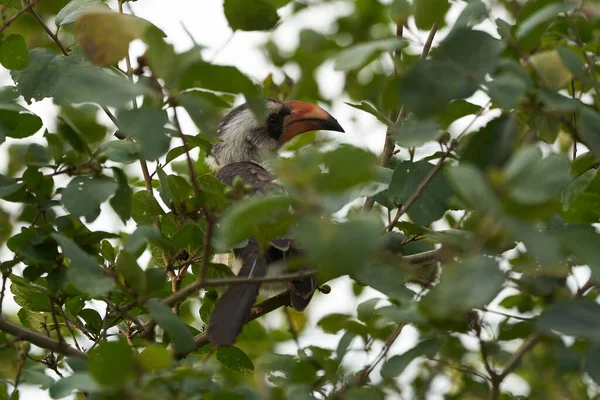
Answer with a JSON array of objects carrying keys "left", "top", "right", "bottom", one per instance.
[{"left": 207, "top": 99, "right": 344, "bottom": 346}]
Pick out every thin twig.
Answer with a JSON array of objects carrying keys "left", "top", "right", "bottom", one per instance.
[
  {"left": 29, "top": 8, "right": 68, "bottom": 56},
  {"left": 0, "top": 0, "right": 39, "bottom": 33},
  {"left": 0, "top": 273, "right": 8, "bottom": 315},
  {"left": 172, "top": 106, "right": 202, "bottom": 197},
  {"left": 387, "top": 152, "right": 448, "bottom": 231},
  {"left": 498, "top": 333, "right": 541, "bottom": 379},
  {"left": 49, "top": 298, "right": 65, "bottom": 345},
  {"left": 0, "top": 318, "right": 86, "bottom": 358},
  {"left": 428, "top": 357, "right": 490, "bottom": 382},
  {"left": 283, "top": 308, "right": 301, "bottom": 349},
  {"left": 364, "top": 23, "right": 439, "bottom": 212},
  {"left": 163, "top": 269, "right": 315, "bottom": 307}
]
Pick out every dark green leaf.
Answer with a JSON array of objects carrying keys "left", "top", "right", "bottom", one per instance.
[
  {"left": 420, "top": 256, "right": 504, "bottom": 320},
  {"left": 180, "top": 62, "right": 257, "bottom": 94},
  {"left": 99, "top": 141, "right": 140, "bottom": 164},
  {"left": 146, "top": 299, "right": 195, "bottom": 353},
  {"left": 516, "top": 3, "right": 570, "bottom": 38},
  {"left": 49, "top": 373, "right": 101, "bottom": 399},
  {"left": 414, "top": 0, "right": 449, "bottom": 29},
  {"left": 216, "top": 346, "right": 255, "bottom": 374},
  {"left": 138, "top": 344, "right": 172, "bottom": 371},
  {"left": 115, "top": 251, "right": 146, "bottom": 294},
  {"left": 388, "top": 160, "right": 454, "bottom": 226},
  {"left": 55, "top": 0, "right": 109, "bottom": 26},
  {"left": 562, "top": 169, "right": 600, "bottom": 223},
  {"left": 537, "top": 300, "right": 600, "bottom": 340},
  {"left": 62, "top": 176, "right": 118, "bottom": 222},
  {"left": 223, "top": 0, "right": 279, "bottom": 31},
  {"left": 10, "top": 277, "right": 51, "bottom": 312},
  {"left": 352, "top": 263, "right": 413, "bottom": 301},
  {"left": 88, "top": 340, "right": 135, "bottom": 388},
  {"left": 216, "top": 196, "right": 296, "bottom": 249},
  {"left": 578, "top": 107, "right": 600, "bottom": 160},
  {"left": 447, "top": 164, "right": 501, "bottom": 213},
  {"left": 460, "top": 114, "right": 517, "bottom": 170},
  {"left": 52, "top": 234, "right": 115, "bottom": 296},
  {"left": 54, "top": 66, "right": 154, "bottom": 107},
  {"left": 0, "top": 103, "right": 42, "bottom": 141},
  {"left": 79, "top": 308, "right": 102, "bottom": 334},
  {"left": 109, "top": 167, "right": 132, "bottom": 223},
  {"left": 381, "top": 338, "right": 443, "bottom": 379},
  {"left": 116, "top": 105, "right": 169, "bottom": 161},
  {"left": 392, "top": 117, "right": 441, "bottom": 148},
  {"left": 0, "top": 35, "right": 29, "bottom": 70},
  {"left": 295, "top": 214, "right": 382, "bottom": 282},
  {"left": 131, "top": 190, "right": 164, "bottom": 225},
  {"left": 438, "top": 100, "right": 480, "bottom": 128},
  {"left": 10, "top": 49, "right": 80, "bottom": 102},
  {"left": 586, "top": 345, "right": 600, "bottom": 386},
  {"left": 504, "top": 146, "right": 571, "bottom": 204}
]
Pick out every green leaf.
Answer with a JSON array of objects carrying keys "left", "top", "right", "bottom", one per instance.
[
  {"left": 131, "top": 190, "right": 164, "bottom": 225},
  {"left": 487, "top": 71, "right": 532, "bottom": 109},
  {"left": 52, "top": 234, "right": 115, "bottom": 296},
  {"left": 21, "top": 369, "right": 54, "bottom": 389},
  {"left": 55, "top": 0, "right": 109, "bottom": 26},
  {"left": 453, "top": 0, "right": 488, "bottom": 30},
  {"left": 180, "top": 62, "right": 257, "bottom": 94},
  {"left": 414, "top": 0, "right": 449, "bottom": 29},
  {"left": 10, "top": 277, "right": 51, "bottom": 312},
  {"left": 54, "top": 66, "right": 154, "bottom": 107},
  {"left": 352, "top": 263, "right": 414, "bottom": 301},
  {"left": 295, "top": 214, "right": 383, "bottom": 282},
  {"left": 345, "top": 101, "right": 391, "bottom": 126},
  {"left": 88, "top": 340, "right": 135, "bottom": 388},
  {"left": 157, "top": 167, "right": 193, "bottom": 204},
  {"left": 223, "top": 0, "right": 279, "bottom": 31},
  {"left": 99, "top": 141, "right": 140, "bottom": 164},
  {"left": 420, "top": 256, "right": 504, "bottom": 320},
  {"left": 392, "top": 116, "right": 441, "bottom": 148},
  {"left": 504, "top": 146, "right": 571, "bottom": 205},
  {"left": 109, "top": 167, "right": 132, "bottom": 223},
  {"left": 0, "top": 35, "right": 29, "bottom": 70},
  {"left": 334, "top": 38, "right": 406, "bottom": 71},
  {"left": 124, "top": 225, "right": 173, "bottom": 255},
  {"left": 216, "top": 346, "right": 255, "bottom": 374},
  {"left": 116, "top": 105, "right": 169, "bottom": 161},
  {"left": 460, "top": 114, "right": 517, "bottom": 170},
  {"left": 586, "top": 345, "right": 600, "bottom": 386},
  {"left": 537, "top": 300, "right": 600, "bottom": 340},
  {"left": 216, "top": 196, "right": 296, "bottom": 249},
  {"left": 79, "top": 308, "right": 102, "bottom": 334},
  {"left": 146, "top": 299, "right": 195, "bottom": 353},
  {"left": 388, "top": 160, "right": 454, "bottom": 226},
  {"left": 559, "top": 225, "right": 600, "bottom": 279},
  {"left": 62, "top": 176, "right": 118, "bottom": 222},
  {"left": 381, "top": 338, "right": 443, "bottom": 379},
  {"left": 115, "top": 251, "right": 146, "bottom": 294},
  {"left": 0, "top": 103, "right": 43, "bottom": 141},
  {"left": 179, "top": 91, "right": 223, "bottom": 136},
  {"left": 138, "top": 344, "right": 172, "bottom": 371},
  {"left": 562, "top": 169, "right": 600, "bottom": 223},
  {"left": 49, "top": 373, "right": 101, "bottom": 399},
  {"left": 10, "top": 49, "right": 80, "bottom": 102},
  {"left": 438, "top": 100, "right": 480, "bottom": 128},
  {"left": 516, "top": 3, "right": 570, "bottom": 38},
  {"left": 578, "top": 107, "right": 600, "bottom": 160},
  {"left": 447, "top": 164, "right": 501, "bottom": 213}
]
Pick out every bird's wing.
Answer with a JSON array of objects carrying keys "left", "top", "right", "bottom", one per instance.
[
  {"left": 208, "top": 161, "right": 316, "bottom": 346},
  {"left": 207, "top": 238, "right": 267, "bottom": 346},
  {"left": 215, "top": 161, "right": 280, "bottom": 195}
]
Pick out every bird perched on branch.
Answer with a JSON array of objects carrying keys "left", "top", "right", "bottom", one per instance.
[{"left": 207, "top": 99, "right": 344, "bottom": 346}]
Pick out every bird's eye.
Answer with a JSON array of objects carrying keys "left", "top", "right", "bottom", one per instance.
[{"left": 266, "top": 113, "right": 285, "bottom": 139}]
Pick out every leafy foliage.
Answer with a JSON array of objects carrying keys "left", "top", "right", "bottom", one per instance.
[{"left": 0, "top": 0, "right": 599, "bottom": 399}]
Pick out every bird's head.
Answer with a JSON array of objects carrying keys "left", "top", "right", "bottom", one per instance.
[{"left": 212, "top": 99, "right": 344, "bottom": 166}]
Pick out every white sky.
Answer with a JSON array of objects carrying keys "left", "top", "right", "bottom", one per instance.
[{"left": 0, "top": 1, "right": 548, "bottom": 399}]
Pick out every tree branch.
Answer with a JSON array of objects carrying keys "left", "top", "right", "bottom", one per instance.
[
  {"left": 174, "top": 290, "right": 292, "bottom": 359},
  {"left": 0, "top": 318, "right": 86, "bottom": 359},
  {"left": 498, "top": 333, "right": 541, "bottom": 379},
  {"left": 387, "top": 151, "right": 449, "bottom": 231},
  {"left": 29, "top": 7, "right": 68, "bottom": 56},
  {"left": 0, "top": 0, "right": 39, "bottom": 34},
  {"left": 363, "top": 23, "right": 439, "bottom": 212}
]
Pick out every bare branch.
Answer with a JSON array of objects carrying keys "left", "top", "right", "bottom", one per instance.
[
  {"left": 0, "top": 318, "right": 86, "bottom": 359},
  {"left": 0, "top": 0, "right": 39, "bottom": 33},
  {"left": 498, "top": 333, "right": 541, "bottom": 379}
]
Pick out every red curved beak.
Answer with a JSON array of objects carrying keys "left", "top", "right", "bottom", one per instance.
[{"left": 279, "top": 101, "right": 344, "bottom": 144}]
